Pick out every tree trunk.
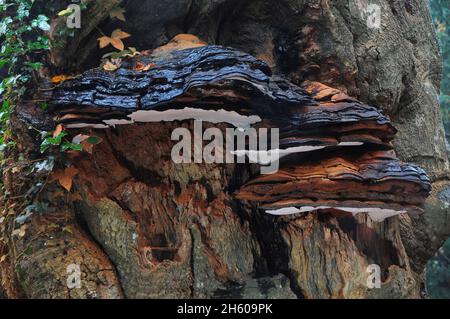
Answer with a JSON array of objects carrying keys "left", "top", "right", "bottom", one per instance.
[{"left": 1, "top": 0, "right": 449, "bottom": 299}]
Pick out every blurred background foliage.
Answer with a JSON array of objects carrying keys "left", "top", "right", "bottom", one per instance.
[
  {"left": 426, "top": 0, "right": 450, "bottom": 299},
  {"left": 429, "top": 0, "right": 449, "bottom": 136}
]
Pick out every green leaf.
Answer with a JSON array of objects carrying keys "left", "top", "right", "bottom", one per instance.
[
  {"left": 1, "top": 100, "right": 10, "bottom": 111},
  {"left": 40, "top": 132, "right": 67, "bottom": 153},
  {"left": 39, "top": 102, "right": 48, "bottom": 110},
  {"left": 17, "top": 3, "right": 30, "bottom": 20},
  {"left": 0, "top": 17, "right": 12, "bottom": 35},
  {"left": 32, "top": 15, "right": 50, "bottom": 32},
  {"left": 25, "top": 61, "right": 43, "bottom": 70},
  {"left": 87, "top": 136, "right": 103, "bottom": 145},
  {"left": 61, "top": 141, "right": 83, "bottom": 152}
]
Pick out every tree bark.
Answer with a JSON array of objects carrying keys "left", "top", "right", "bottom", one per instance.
[{"left": 1, "top": 0, "right": 449, "bottom": 299}]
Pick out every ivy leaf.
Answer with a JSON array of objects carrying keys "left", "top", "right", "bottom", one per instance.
[
  {"left": 111, "top": 29, "right": 131, "bottom": 40},
  {"left": 110, "top": 7, "right": 126, "bottom": 22},
  {"left": 25, "top": 61, "right": 43, "bottom": 71},
  {"left": 97, "top": 29, "right": 131, "bottom": 51},
  {"left": 33, "top": 15, "right": 50, "bottom": 32},
  {"left": 17, "top": 3, "right": 30, "bottom": 20},
  {"left": 61, "top": 141, "right": 83, "bottom": 152},
  {"left": 110, "top": 37, "right": 124, "bottom": 51},
  {"left": 0, "top": 17, "right": 12, "bottom": 35},
  {"left": 98, "top": 36, "right": 111, "bottom": 49},
  {"left": 87, "top": 136, "right": 103, "bottom": 145},
  {"left": 72, "top": 134, "right": 92, "bottom": 153},
  {"left": 40, "top": 131, "right": 67, "bottom": 153}
]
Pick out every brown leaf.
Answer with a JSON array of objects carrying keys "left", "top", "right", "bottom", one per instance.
[
  {"left": 135, "top": 61, "right": 156, "bottom": 71},
  {"left": 143, "top": 63, "right": 156, "bottom": 71},
  {"left": 98, "top": 36, "right": 111, "bottom": 49},
  {"left": 98, "top": 29, "right": 130, "bottom": 50},
  {"left": 51, "top": 75, "right": 74, "bottom": 85},
  {"left": 81, "top": 140, "right": 93, "bottom": 154},
  {"left": 110, "top": 38, "right": 124, "bottom": 51},
  {"left": 111, "top": 29, "right": 131, "bottom": 40},
  {"left": 53, "top": 124, "right": 64, "bottom": 138},
  {"left": 110, "top": 7, "right": 126, "bottom": 21},
  {"left": 72, "top": 134, "right": 94, "bottom": 154},
  {"left": 52, "top": 166, "right": 79, "bottom": 192},
  {"left": 12, "top": 225, "right": 27, "bottom": 238},
  {"left": 134, "top": 61, "right": 145, "bottom": 71},
  {"left": 18, "top": 225, "right": 27, "bottom": 238},
  {"left": 103, "top": 61, "right": 119, "bottom": 71}
]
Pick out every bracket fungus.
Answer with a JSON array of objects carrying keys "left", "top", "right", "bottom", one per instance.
[{"left": 50, "top": 42, "right": 431, "bottom": 222}]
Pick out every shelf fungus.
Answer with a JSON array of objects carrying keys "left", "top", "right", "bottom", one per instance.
[
  {"left": 51, "top": 45, "right": 315, "bottom": 129},
  {"left": 236, "top": 150, "right": 431, "bottom": 221},
  {"left": 50, "top": 43, "right": 432, "bottom": 221}
]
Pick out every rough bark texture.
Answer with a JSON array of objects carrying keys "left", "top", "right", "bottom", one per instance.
[{"left": 1, "top": 0, "right": 449, "bottom": 299}]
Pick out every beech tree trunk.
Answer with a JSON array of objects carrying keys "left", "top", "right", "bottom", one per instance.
[{"left": 1, "top": 0, "right": 450, "bottom": 299}]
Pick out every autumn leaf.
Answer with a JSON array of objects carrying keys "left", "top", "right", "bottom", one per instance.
[
  {"left": 135, "top": 61, "right": 145, "bottom": 71},
  {"left": 0, "top": 255, "right": 7, "bottom": 263},
  {"left": 111, "top": 29, "right": 131, "bottom": 40},
  {"left": 18, "top": 225, "right": 27, "bottom": 238},
  {"left": 110, "top": 7, "right": 126, "bottom": 21},
  {"left": 52, "top": 166, "right": 79, "bottom": 192},
  {"left": 110, "top": 38, "right": 124, "bottom": 51},
  {"left": 12, "top": 225, "right": 27, "bottom": 238},
  {"left": 143, "top": 63, "right": 156, "bottom": 71},
  {"left": 135, "top": 61, "right": 156, "bottom": 71},
  {"left": 98, "top": 36, "right": 111, "bottom": 49},
  {"left": 98, "top": 29, "right": 131, "bottom": 51},
  {"left": 103, "top": 60, "right": 120, "bottom": 71},
  {"left": 81, "top": 142, "right": 93, "bottom": 154},
  {"left": 51, "top": 75, "right": 74, "bottom": 85},
  {"left": 53, "top": 124, "right": 64, "bottom": 138},
  {"left": 72, "top": 134, "right": 99, "bottom": 154}
]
